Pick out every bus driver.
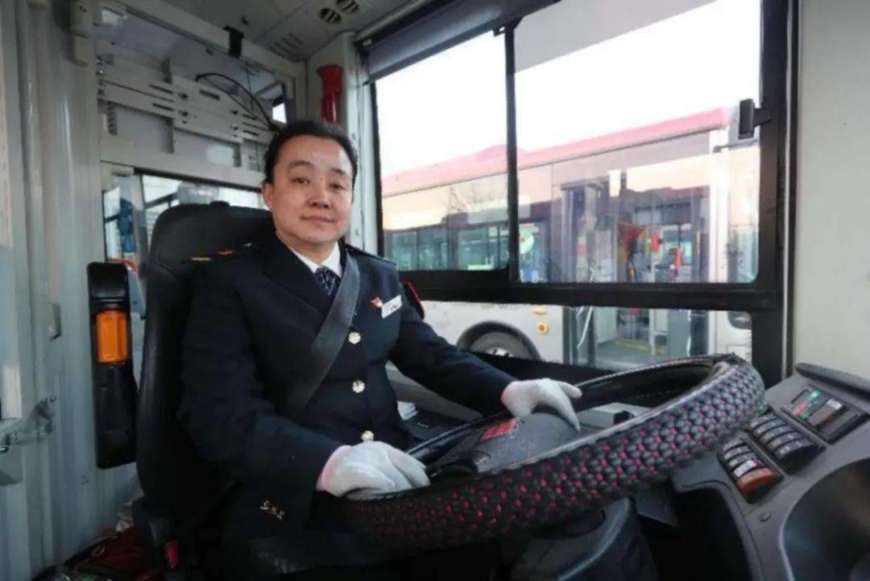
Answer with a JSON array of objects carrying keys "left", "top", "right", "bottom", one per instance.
[{"left": 179, "top": 119, "right": 583, "bottom": 576}]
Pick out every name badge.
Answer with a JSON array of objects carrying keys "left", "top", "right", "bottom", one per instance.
[{"left": 381, "top": 294, "right": 402, "bottom": 318}]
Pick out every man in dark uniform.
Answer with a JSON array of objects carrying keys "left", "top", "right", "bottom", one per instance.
[{"left": 179, "top": 119, "right": 582, "bottom": 577}]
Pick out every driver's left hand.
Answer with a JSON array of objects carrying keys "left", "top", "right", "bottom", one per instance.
[{"left": 501, "top": 379, "right": 583, "bottom": 431}]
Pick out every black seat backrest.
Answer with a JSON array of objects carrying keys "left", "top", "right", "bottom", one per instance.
[{"left": 136, "top": 203, "right": 273, "bottom": 521}]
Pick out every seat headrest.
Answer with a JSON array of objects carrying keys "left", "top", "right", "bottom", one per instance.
[{"left": 147, "top": 203, "right": 274, "bottom": 273}]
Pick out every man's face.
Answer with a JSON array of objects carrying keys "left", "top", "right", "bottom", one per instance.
[{"left": 262, "top": 135, "right": 354, "bottom": 255}]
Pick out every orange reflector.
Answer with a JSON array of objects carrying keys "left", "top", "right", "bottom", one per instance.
[{"left": 96, "top": 310, "right": 129, "bottom": 363}]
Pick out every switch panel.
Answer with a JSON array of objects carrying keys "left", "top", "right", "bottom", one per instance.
[
  {"left": 717, "top": 438, "right": 780, "bottom": 502},
  {"left": 782, "top": 385, "right": 867, "bottom": 443},
  {"left": 748, "top": 413, "right": 821, "bottom": 473}
]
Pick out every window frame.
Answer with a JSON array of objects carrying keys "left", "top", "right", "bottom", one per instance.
[{"left": 370, "top": 0, "right": 795, "bottom": 385}]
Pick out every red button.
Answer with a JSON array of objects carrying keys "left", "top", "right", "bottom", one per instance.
[{"left": 736, "top": 468, "right": 779, "bottom": 501}]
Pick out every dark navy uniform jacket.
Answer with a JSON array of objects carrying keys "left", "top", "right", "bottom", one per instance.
[{"left": 179, "top": 234, "right": 515, "bottom": 551}]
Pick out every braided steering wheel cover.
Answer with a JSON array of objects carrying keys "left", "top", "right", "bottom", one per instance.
[{"left": 345, "top": 356, "right": 765, "bottom": 551}]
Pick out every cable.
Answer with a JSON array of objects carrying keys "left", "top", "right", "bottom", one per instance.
[
  {"left": 195, "top": 71, "right": 276, "bottom": 132},
  {"left": 200, "top": 77, "right": 270, "bottom": 131}
]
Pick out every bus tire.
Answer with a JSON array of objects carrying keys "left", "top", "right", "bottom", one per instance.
[{"left": 469, "top": 331, "right": 533, "bottom": 358}]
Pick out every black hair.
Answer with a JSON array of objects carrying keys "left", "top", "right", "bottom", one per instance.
[{"left": 262, "top": 119, "right": 359, "bottom": 185}]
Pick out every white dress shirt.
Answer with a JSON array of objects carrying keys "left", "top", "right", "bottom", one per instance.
[{"left": 289, "top": 242, "right": 343, "bottom": 277}]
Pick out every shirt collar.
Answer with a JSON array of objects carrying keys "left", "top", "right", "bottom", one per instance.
[{"left": 287, "top": 241, "right": 342, "bottom": 277}]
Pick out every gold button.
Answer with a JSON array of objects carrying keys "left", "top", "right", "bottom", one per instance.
[
  {"left": 361, "top": 430, "right": 374, "bottom": 442},
  {"left": 348, "top": 331, "right": 361, "bottom": 345},
  {"left": 352, "top": 380, "right": 365, "bottom": 393}
]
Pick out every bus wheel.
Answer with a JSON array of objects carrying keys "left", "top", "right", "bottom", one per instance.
[{"left": 469, "top": 331, "right": 533, "bottom": 359}]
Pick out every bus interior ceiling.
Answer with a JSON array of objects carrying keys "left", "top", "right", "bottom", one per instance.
[{"left": 1, "top": 0, "right": 870, "bottom": 579}]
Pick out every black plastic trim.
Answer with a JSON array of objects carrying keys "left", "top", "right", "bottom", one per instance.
[
  {"left": 784, "top": 0, "right": 799, "bottom": 374},
  {"left": 795, "top": 363, "right": 870, "bottom": 398},
  {"left": 399, "top": 271, "right": 779, "bottom": 310},
  {"left": 372, "top": 82, "right": 386, "bottom": 256},
  {"left": 504, "top": 23, "right": 520, "bottom": 282}
]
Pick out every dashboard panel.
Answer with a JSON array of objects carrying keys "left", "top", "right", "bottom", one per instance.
[{"left": 671, "top": 364, "right": 870, "bottom": 581}]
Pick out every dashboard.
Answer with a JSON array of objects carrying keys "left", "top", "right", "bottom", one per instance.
[
  {"left": 393, "top": 363, "right": 870, "bottom": 580},
  {"left": 672, "top": 364, "right": 870, "bottom": 581}
]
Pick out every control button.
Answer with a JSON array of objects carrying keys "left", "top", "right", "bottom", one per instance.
[
  {"left": 352, "top": 380, "right": 365, "bottom": 393},
  {"left": 788, "top": 388, "right": 827, "bottom": 420},
  {"left": 759, "top": 425, "right": 792, "bottom": 445},
  {"left": 726, "top": 452, "right": 758, "bottom": 471},
  {"left": 361, "top": 430, "right": 374, "bottom": 442},
  {"left": 720, "top": 439, "right": 746, "bottom": 454},
  {"left": 733, "top": 458, "right": 760, "bottom": 480},
  {"left": 820, "top": 408, "right": 868, "bottom": 442},
  {"left": 736, "top": 468, "right": 780, "bottom": 502},
  {"left": 788, "top": 389, "right": 810, "bottom": 405},
  {"left": 721, "top": 446, "right": 753, "bottom": 463},
  {"left": 768, "top": 432, "right": 801, "bottom": 450},
  {"left": 348, "top": 331, "right": 361, "bottom": 345},
  {"left": 774, "top": 437, "right": 819, "bottom": 471},
  {"left": 751, "top": 418, "right": 786, "bottom": 438},
  {"left": 775, "top": 438, "right": 816, "bottom": 457},
  {"left": 807, "top": 399, "right": 845, "bottom": 429},
  {"left": 748, "top": 415, "right": 779, "bottom": 431}
]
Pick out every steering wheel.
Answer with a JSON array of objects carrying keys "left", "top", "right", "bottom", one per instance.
[{"left": 343, "top": 355, "right": 765, "bottom": 551}]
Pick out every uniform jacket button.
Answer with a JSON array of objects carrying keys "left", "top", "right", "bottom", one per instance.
[
  {"left": 352, "top": 380, "right": 365, "bottom": 393},
  {"left": 361, "top": 430, "right": 374, "bottom": 442},
  {"left": 348, "top": 331, "right": 361, "bottom": 344}
]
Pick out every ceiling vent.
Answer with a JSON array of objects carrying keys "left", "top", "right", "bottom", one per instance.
[
  {"left": 270, "top": 31, "right": 304, "bottom": 58},
  {"left": 335, "top": 0, "right": 361, "bottom": 15},
  {"left": 318, "top": 7, "right": 343, "bottom": 25}
]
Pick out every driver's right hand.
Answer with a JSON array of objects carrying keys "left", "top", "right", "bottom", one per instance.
[{"left": 316, "top": 441, "right": 430, "bottom": 497}]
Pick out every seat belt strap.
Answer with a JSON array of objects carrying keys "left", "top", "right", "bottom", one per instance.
[{"left": 282, "top": 254, "right": 361, "bottom": 418}]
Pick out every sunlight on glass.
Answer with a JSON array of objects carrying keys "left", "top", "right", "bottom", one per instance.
[
  {"left": 378, "top": 33, "right": 508, "bottom": 271},
  {"left": 273, "top": 103, "right": 286, "bottom": 123},
  {"left": 377, "top": 34, "right": 506, "bottom": 177},
  {"left": 514, "top": 0, "right": 762, "bottom": 284},
  {"left": 376, "top": 0, "right": 761, "bottom": 284},
  {"left": 515, "top": 0, "right": 760, "bottom": 148}
]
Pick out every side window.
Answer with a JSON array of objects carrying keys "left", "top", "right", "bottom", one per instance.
[
  {"left": 378, "top": 33, "right": 508, "bottom": 272},
  {"left": 102, "top": 173, "right": 262, "bottom": 274},
  {"left": 515, "top": 0, "right": 762, "bottom": 285},
  {"left": 376, "top": 1, "right": 762, "bottom": 372},
  {"left": 102, "top": 173, "right": 262, "bottom": 377}
]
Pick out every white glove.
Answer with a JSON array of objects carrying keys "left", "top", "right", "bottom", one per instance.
[
  {"left": 501, "top": 378, "right": 583, "bottom": 431},
  {"left": 316, "top": 441, "right": 429, "bottom": 497}
]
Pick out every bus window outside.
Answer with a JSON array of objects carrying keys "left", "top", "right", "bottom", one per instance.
[
  {"left": 103, "top": 173, "right": 263, "bottom": 272},
  {"left": 514, "top": 0, "right": 761, "bottom": 285},
  {"left": 102, "top": 174, "right": 262, "bottom": 380},
  {"left": 377, "top": 0, "right": 762, "bottom": 371},
  {"left": 422, "top": 301, "right": 752, "bottom": 370}
]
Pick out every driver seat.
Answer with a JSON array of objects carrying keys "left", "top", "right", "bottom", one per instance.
[{"left": 133, "top": 203, "right": 273, "bottom": 578}]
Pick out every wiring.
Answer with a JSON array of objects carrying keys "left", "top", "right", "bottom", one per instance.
[
  {"left": 194, "top": 71, "right": 276, "bottom": 132},
  {"left": 202, "top": 77, "right": 270, "bottom": 131}
]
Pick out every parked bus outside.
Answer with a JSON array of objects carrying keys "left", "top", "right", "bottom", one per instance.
[
  {"left": 380, "top": 112, "right": 756, "bottom": 369},
  {"left": 376, "top": 3, "right": 760, "bottom": 370}
]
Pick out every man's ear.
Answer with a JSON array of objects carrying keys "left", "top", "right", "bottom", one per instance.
[{"left": 261, "top": 181, "right": 274, "bottom": 210}]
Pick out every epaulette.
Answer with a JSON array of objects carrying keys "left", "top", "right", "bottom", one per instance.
[
  {"left": 402, "top": 280, "right": 425, "bottom": 320},
  {"left": 185, "top": 241, "right": 258, "bottom": 264},
  {"left": 344, "top": 244, "right": 396, "bottom": 267}
]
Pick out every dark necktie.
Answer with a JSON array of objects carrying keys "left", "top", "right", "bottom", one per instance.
[{"left": 315, "top": 266, "right": 340, "bottom": 297}]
